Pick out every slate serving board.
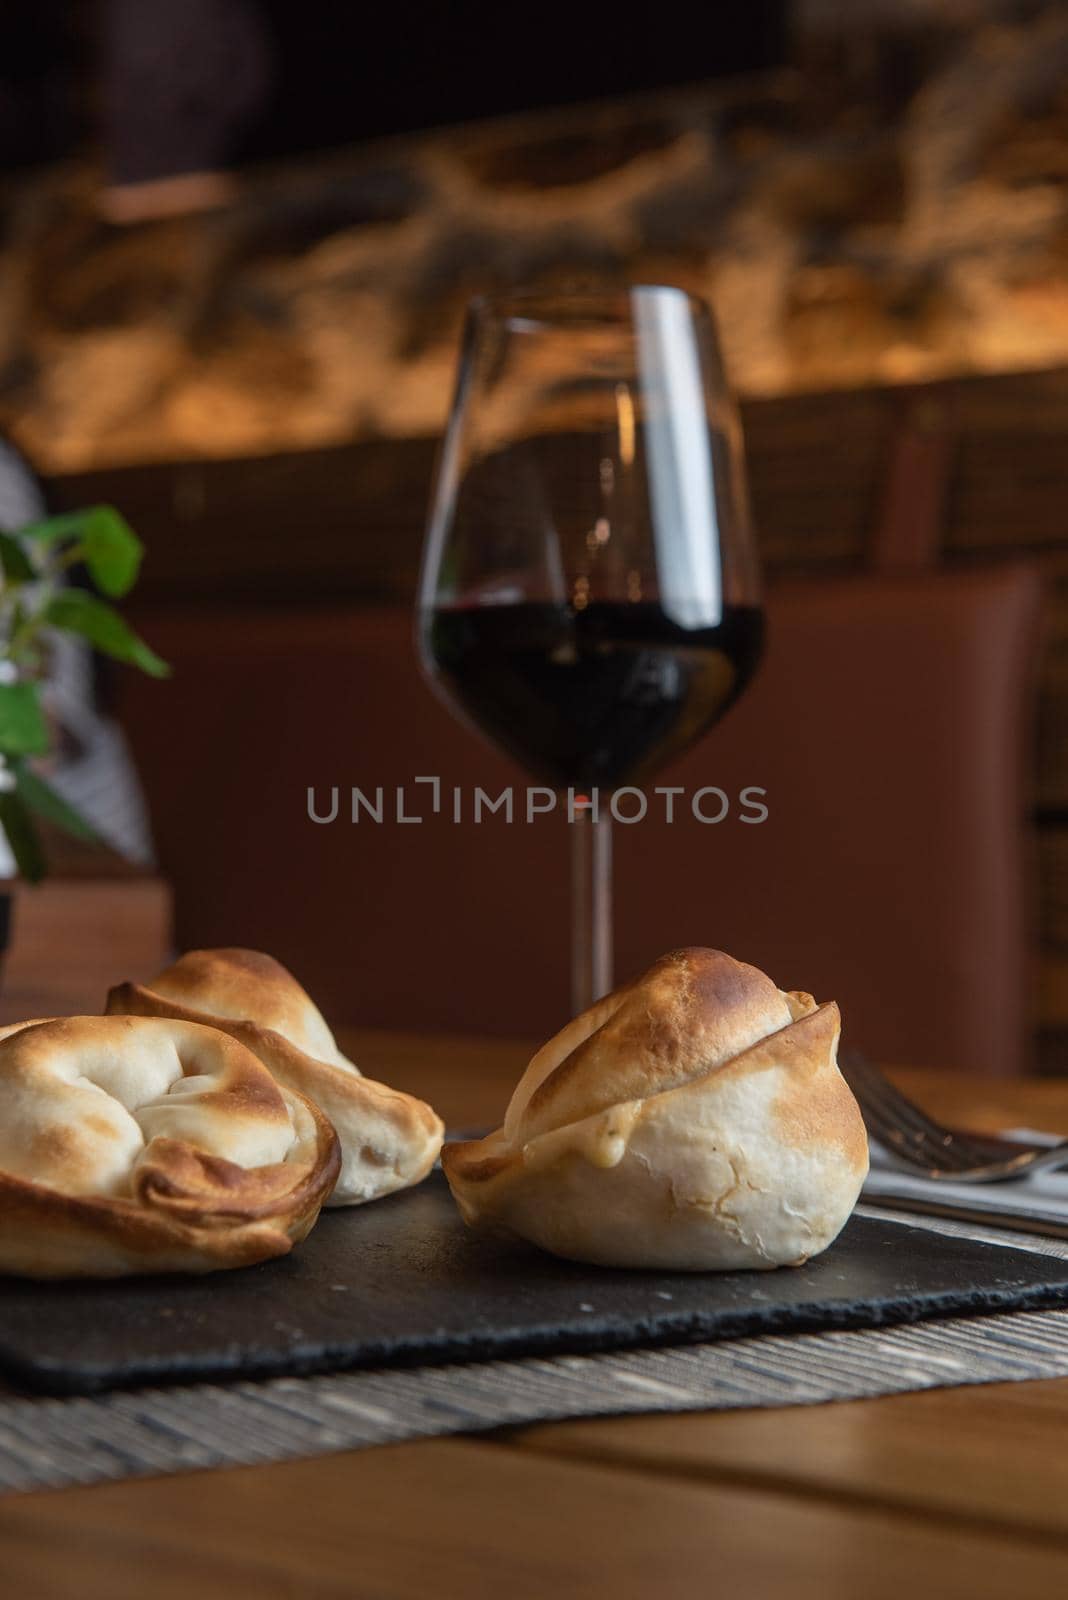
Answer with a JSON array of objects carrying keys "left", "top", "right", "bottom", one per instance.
[{"left": 3, "top": 1172, "right": 1068, "bottom": 1396}]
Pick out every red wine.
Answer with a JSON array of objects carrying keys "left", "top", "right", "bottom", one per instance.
[{"left": 422, "top": 601, "right": 764, "bottom": 790}]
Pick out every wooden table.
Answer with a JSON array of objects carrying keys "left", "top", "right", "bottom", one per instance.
[{"left": 3, "top": 1032, "right": 1068, "bottom": 1599}]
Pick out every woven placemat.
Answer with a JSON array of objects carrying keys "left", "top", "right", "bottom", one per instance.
[{"left": 2, "top": 1207, "right": 1067, "bottom": 1497}]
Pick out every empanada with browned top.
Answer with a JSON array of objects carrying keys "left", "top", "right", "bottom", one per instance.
[
  {"left": 108, "top": 949, "right": 443, "bottom": 1206},
  {"left": 443, "top": 948, "right": 868, "bottom": 1270}
]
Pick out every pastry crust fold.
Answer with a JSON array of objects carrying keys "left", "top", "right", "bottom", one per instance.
[
  {"left": 108, "top": 948, "right": 443, "bottom": 1206},
  {"left": 443, "top": 948, "right": 869, "bottom": 1270},
  {"left": 0, "top": 1015, "right": 340, "bottom": 1278}
]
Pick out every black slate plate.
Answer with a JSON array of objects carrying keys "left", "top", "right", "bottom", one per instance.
[{"left": 3, "top": 1172, "right": 1068, "bottom": 1396}]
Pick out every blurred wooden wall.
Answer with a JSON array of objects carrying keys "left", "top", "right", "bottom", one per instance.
[{"left": 45, "top": 363, "right": 1068, "bottom": 1066}]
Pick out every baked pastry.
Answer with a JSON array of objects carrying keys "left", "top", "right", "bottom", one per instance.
[
  {"left": 442, "top": 948, "right": 868, "bottom": 1270},
  {"left": 107, "top": 948, "right": 444, "bottom": 1205},
  {"left": 0, "top": 1015, "right": 340, "bottom": 1278}
]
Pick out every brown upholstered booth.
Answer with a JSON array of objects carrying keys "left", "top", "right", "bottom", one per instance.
[{"left": 119, "top": 563, "right": 1042, "bottom": 1074}]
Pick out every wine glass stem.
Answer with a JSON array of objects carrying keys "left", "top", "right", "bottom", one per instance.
[{"left": 571, "top": 807, "right": 613, "bottom": 1013}]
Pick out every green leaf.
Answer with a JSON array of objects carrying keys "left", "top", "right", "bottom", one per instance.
[
  {"left": 0, "top": 682, "right": 48, "bottom": 754},
  {"left": 13, "top": 763, "right": 97, "bottom": 842},
  {"left": 18, "top": 505, "right": 143, "bottom": 598},
  {"left": 81, "top": 507, "right": 143, "bottom": 597},
  {"left": 0, "top": 532, "right": 35, "bottom": 583},
  {"left": 0, "top": 790, "right": 45, "bottom": 883},
  {"left": 42, "top": 590, "right": 170, "bottom": 677}
]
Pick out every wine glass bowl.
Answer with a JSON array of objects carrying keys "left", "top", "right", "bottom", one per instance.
[{"left": 417, "top": 285, "right": 763, "bottom": 1007}]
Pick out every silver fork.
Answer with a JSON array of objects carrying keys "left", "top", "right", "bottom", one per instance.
[{"left": 839, "top": 1055, "right": 1068, "bottom": 1182}]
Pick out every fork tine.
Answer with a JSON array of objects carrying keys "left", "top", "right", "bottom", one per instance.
[
  {"left": 856, "top": 1093, "right": 963, "bottom": 1168},
  {"left": 845, "top": 1091, "right": 939, "bottom": 1162},
  {"left": 840, "top": 1059, "right": 971, "bottom": 1168},
  {"left": 842, "top": 1060, "right": 947, "bottom": 1142},
  {"left": 841, "top": 1057, "right": 943, "bottom": 1135},
  {"left": 847, "top": 1066, "right": 994, "bottom": 1162},
  {"left": 841, "top": 1057, "right": 1017, "bottom": 1172},
  {"left": 839, "top": 1055, "right": 1068, "bottom": 1181}
]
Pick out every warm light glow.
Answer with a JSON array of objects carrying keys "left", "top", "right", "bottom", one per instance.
[{"left": 615, "top": 383, "right": 636, "bottom": 467}]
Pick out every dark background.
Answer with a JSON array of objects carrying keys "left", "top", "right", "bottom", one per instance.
[{"left": 0, "top": 0, "right": 789, "bottom": 181}]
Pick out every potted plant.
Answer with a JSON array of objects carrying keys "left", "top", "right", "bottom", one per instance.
[{"left": 0, "top": 505, "right": 168, "bottom": 941}]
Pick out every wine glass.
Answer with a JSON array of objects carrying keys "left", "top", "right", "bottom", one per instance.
[{"left": 417, "top": 285, "right": 763, "bottom": 1015}]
